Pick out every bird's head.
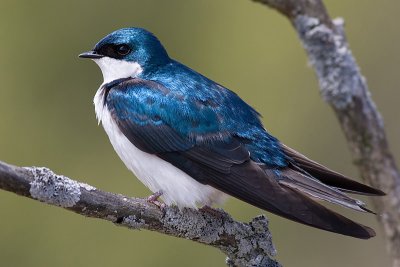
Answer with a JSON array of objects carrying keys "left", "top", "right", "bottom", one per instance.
[{"left": 79, "top": 28, "right": 170, "bottom": 83}]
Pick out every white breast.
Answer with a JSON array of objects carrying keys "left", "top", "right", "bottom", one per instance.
[{"left": 94, "top": 86, "right": 226, "bottom": 208}]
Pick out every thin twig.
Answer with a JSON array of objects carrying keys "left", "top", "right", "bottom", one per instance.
[
  {"left": 253, "top": 1, "right": 400, "bottom": 266},
  {"left": 0, "top": 160, "right": 280, "bottom": 267}
]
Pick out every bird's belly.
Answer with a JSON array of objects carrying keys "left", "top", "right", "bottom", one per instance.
[{"left": 98, "top": 103, "right": 226, "bottom": 208}]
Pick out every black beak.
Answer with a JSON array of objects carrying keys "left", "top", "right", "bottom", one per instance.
[{"left": 78, "top": 51, "right": 103, "bottom": 59}]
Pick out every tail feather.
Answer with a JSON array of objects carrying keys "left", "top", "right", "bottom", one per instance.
[
  {"left": 278, "top": 168, "right": 372, "bottom": 213},
  {"left": 277, "top": 186, "right": 376, "bottom": 239},
  {"left": 282, "top": 144, "right": 385, "bottom": 196},
  {"left": 207, "top": 161, "right": 376, "bottom": 239}
]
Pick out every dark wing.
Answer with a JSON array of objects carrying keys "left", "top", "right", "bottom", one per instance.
[
  {"left": 282, "top": 144, "right": 385, "bottom": 196},
  {"left": 106, "top": 78, "right": 375, "bottom": 239},
  {"left": 116, "top": 118, "right": 193, "bottom": 154}
]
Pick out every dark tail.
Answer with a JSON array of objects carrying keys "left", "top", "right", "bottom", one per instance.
[
  {"left": 282, "top": 144, "right": 385, "bottom": 196},
  {"left": 207, "top": 160, "right": 377, "bottom": 239}
]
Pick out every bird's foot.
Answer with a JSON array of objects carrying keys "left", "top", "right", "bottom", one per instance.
[{"left": 147, "top": 191, "right": 166, "bottom": 209}]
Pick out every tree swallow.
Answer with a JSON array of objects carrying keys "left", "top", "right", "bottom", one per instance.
[{"left": 79, "top": 28, "right": 384, "bottom": 239}]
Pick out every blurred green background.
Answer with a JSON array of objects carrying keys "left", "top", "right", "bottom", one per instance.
[{"left": 0, "top": 0, "right": 398, "bottom": 266}]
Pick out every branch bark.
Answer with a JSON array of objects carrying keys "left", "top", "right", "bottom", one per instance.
[
  {"left": 253, "top": 1, "right": 400, "bottom": 266},
  {"left": 0, "top": 160, "right": 280, "bottom": 267}
]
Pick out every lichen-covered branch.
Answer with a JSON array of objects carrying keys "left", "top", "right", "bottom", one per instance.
[
  {"left": 0, "top": 160, "right": 280, "bottom": 267},
  {"left": 253, "top": 1, "right": 400, "bottom": 266}
]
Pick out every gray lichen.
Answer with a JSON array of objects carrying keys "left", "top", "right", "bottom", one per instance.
[
  {"left": 161, "top": 207, "right": 280, "bottom": 267},
  {"left": 227, "top": 216, "right": 279, "bottom": 267},
  {"left": 294, "top": 15, "right": 363, "bottom": 109},
  {"left": 161, "top": 207, "right": 228, "bottom": 243},
  {"left": 79, "top": 182, "right": 96, "bottom": 191},
  {"left": 249, "top": 215, "right": 277, "bottom": 257},
  {"left": 121, "top": 215, "right": 146, "bottom": 229},
  {"left": 28, "top": 167, "right": 81, "bottom": 207}
]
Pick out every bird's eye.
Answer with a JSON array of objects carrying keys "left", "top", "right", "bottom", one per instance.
[{"left": 115, "top": 44, "right": 131, "bottom": 56}]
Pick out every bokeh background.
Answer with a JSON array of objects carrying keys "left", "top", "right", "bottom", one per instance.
[{"left": 0, "top": 0, "right": 398, "bottom": 266}]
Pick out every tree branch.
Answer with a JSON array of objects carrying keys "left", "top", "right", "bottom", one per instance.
[
  {"left": 253, "top": 1, "right": 400, "bottom": 266},
  {"left": 0, "top": 160, "right": 280, "bottom": 267}
]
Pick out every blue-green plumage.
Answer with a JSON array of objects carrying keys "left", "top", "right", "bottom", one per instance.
[
  {"left": 107, "top": 59, "right": 287, "bottom": 167},
  {"left": 80, "top": 27, "right": 384, "bottom": 239}
]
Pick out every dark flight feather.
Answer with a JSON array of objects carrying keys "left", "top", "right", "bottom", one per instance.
[{"left": 282, "top": 144, "right": 385, "bottom": 196}]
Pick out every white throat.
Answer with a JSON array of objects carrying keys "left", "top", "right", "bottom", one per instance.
[{"left": 93, "top": 57, "right": 143, "bottom": 84}]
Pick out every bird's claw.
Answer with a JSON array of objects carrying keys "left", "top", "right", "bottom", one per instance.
[{"left": 147, "top": 191, "right": 166, "bottom": 209}]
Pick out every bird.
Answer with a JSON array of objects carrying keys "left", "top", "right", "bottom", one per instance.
[{"left": 79, "top": 27, "right": 384, "bottom": 239}]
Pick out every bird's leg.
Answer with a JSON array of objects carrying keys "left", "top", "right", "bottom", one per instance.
[{"left": 147, "top": 190, "right": 165, "bottom": 209}]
